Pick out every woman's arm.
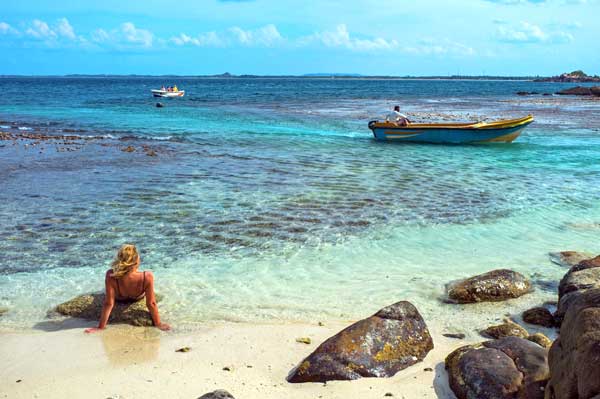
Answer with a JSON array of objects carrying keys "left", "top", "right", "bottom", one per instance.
[
  {"left": 145, "top": 272, "right": 170, "bottom": 331},
  {"left": 85, "top": 271, "right": 116, "bottom": 333}
]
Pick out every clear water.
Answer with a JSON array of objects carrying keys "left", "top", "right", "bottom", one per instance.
[{"left": 1, "top": 77, "right": 600, "bottom": 331}]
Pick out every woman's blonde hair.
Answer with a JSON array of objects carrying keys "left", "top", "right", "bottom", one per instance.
[{"left": 111, "top": 244, "right": 139, "bottom": 278}]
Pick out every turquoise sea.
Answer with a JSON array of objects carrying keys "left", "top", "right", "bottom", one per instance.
[{"left": 1, "top": 77, "right": 600, "bottom": 332}]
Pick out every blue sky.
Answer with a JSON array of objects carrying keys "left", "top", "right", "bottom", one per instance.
[{"left": 0, "top": 0, "right": 598, "bottom": 76}]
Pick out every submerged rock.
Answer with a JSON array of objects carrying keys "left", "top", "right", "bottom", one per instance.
[
  {"left": 287, "top": 301, "right": 433, "bottom": 383},
  {"left": 54, "top": 293, "right": 160, "bottom": 327},
  {"left": 197, "top": 390, "right": 235, "bottom": 399},
  {"left": 546, "top": 289, "right": 600, "bottom": 399},
  {"left": 523, "top": 307, "right": 556, "bottom": 328},
  {"left": 446, "top": 336, "right": 549, "bottom": 399},
  {"left": 549, "top": 251, "right": 593, "bottom": 268},
  {"left": 0, "top": 307, "right": 8, "bottom": 317},
  {"left": 481, "top": 321, "right": 529, "bottom": 339},
  {"left": 446, "top": 269, "right": 532, "bottom": 304}
]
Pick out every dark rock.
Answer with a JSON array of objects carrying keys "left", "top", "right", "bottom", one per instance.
[
  {"left": 555, "top": 86, "right": 593, "bottom": 96},
  {"left": 543, "top": 93, "right": 552, "bottom": 96},
  {"left": 121, "top": 145, "right": 135, "bottom": 153},
  {"left": 287, "top": 301, "right": 433, "bottom": 383},
  {"left": 549, "top": 251, "right": 593, "bottom": 268},
  {"left": 445, "top": 337, "right": 549, "bottom": 399},
  {"left": 523, "top": 307, "right": 556, "bottom": 328},
  {"left": 546, "top": 289, "right": 600, "bottom": 399},
  {"left": 517, "top": 91, "right": 531, "bottom": 96},
  {"left": 481, "top": 321, "right": 529, "bottom": 339},
  {"left": 443, "top": 333, "right": 466, "bottom": 339},
  {"left": 591, "top": 86, "right": 600, "bottom": 97},
  {"left": 0, "top": 307, "right": 8, "bottom": 317},
  {"left": 176, "top": 347, "right": 191, "bottom": 352},
  {"left": 526, "top": 333, "right": 552, "bottom": 349},
  {"left": 446, "top": 269, "right": 532, "bottom": 304},
  {"left": 197, "top": 390, "right": 235, "bottom": 399},
  {"left": 555, "top": 258, "right": 600, "bottom": 323},
  {"left": 54, "top": 293, "right": 161, "bottom": 327},
  {"left": 156, "top": 102, "right": 164, "bottom": 108}
]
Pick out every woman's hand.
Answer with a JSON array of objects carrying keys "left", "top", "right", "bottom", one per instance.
[
  {"left": 84, "top": 327, "right": 104, "bottom": 334},
  {"left": 157, "top": 323, "right": 171, "bottom": 331}
]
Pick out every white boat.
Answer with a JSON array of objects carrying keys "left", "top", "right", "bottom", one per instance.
[{"left": 151, "top": 89, "right": 185, "bottom": 98}]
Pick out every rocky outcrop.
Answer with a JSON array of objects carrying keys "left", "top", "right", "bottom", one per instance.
[
  {"left": 54, "top": 292, "right": 161, "bottom": 327},
  {"left": 549, "top": 251, "right": 593, "bottom": 268},
  {"left": 545, "top": 289, "right": 600, "bottom": 399},
  {"left": 555, "top": 86, "right": 593, "bottom": 96},
  {"left": 287, "top": 301, "right": 433, "bottom": 383},
  {"left": 446, "top": 336, "right": 549, "bottom": 399},
  {"left": 481, "top": 321, "right": 529, "bottom": 339},
  {"left": 555, "top": 258, "right": 600, "bottom": 324},
  {"left": 591, "top": 86, "right": 600, "bottom": 97},
  {"left": 197, "top": 390, "right": 235, "bottom": 399},
  {"left": 446, "top": 269, "right": 532, "bottom": 304},
  {"left": 523, "top": 307, "right": 556, "bottom": 328}
]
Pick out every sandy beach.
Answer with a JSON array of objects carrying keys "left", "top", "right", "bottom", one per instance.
[{"left": 0, "top": 320, "right": 471, "bottom": 399}]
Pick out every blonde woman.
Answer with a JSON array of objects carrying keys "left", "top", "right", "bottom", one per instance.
[{"left": 85, "top": 244, "right": 170, "bottom": 333}]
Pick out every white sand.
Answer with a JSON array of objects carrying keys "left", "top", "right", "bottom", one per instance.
[{"left": 0, "top": 321, "right": 469, "bottom": 399}]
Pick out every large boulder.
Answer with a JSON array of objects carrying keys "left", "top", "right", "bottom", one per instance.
[
  {"left": 555, "top": 258, "right": 600, "bottom": 324},
  {"left": 545, "top": 289, "right": 600, "bottom": 399},
  {"left": 446, "top": 336, "right": 549, "bottom": 399},
  {"left": 197, "top": 390, "right": 235, "bottom": 399},
  {"left": 591, "top": 86, "right": 600, "bottom": 97},
  {"left": 447, "top": 269, "right": 532, "bottom": 304},
  {"left": 555, "top": 86, "right": 593, "bottom": 96},
  {"left": 549, "top": 251, "right": 593, "bottom": 268},
  {"left": 287, "top": 301, "right": 433, "bottom": 383},
  {"left": 54, "top": 292, "right": 161, "bottom": 327}
]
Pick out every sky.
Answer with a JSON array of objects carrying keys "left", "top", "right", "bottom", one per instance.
[{"left": 0, "top": 0, "right": 598, "bottom": 76}]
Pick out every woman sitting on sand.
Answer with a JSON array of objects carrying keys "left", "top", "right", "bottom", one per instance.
[{"left": 85, "top": 244, "right": 170, "bottom": 333}]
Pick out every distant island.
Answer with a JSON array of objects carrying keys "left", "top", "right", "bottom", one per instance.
[{"left": 534, "top": 70, "right": 600, "bottom": 83}]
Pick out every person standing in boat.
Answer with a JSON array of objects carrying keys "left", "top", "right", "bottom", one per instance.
[{"left": 386, "top": 105, "right": 410, "bottom": 126}]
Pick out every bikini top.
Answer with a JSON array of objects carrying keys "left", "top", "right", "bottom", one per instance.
[{"left": 114, "top": 271, "right": 146, "bottom": 302}]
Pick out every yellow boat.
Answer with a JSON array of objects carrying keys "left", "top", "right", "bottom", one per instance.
[{"left": 368, "top": 115, "right": 534, "bottom": 144}]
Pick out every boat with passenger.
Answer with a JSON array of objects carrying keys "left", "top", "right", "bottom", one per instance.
[
  {"left": 368, "top": 115, "right": 534, "bottom": 144},
  {"left": 151, "top": 85, "right": 185, "bottom": 98}
]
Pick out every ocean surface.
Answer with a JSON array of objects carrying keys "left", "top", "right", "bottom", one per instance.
[{"left": 1, "top": 77, "right": 600, "bottom": 332}]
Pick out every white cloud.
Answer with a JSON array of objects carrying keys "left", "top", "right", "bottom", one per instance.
[
  {"left": 228, "top": 24, "right": 283, "bottom": 46},
  {"left": 26, "top": 19, "right": 57, "bottom": 40},
  {"left": 91, "top": 28, "right": 110, "bottom": 43},
  {"left": 0, "top": 22, "right": 20, "bottom": 35},
  {"left": 170, "top": 31, "right": 225, "bottom": 47},
  {"left": 300, "top": 24, "right": 399, "bottom": 51},
  {"left": 120, "top": 22, "right": 153, "bottom": 48},
  {"left": 497, "top": 21, "right": 574, "bottom": 43},
  {"left": 56, "top": 18, "right": 76, "bottom": 40}
]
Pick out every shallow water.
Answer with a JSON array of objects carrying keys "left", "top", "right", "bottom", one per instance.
[{"left": 1, "top": 77, "right": 600, "bottom": 331}]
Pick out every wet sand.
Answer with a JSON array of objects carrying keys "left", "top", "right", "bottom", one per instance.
[{"left": 0, "top": 321, "right": 467, "bottom": 399}]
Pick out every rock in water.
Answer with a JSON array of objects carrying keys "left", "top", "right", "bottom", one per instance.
[
  {"left": 546, "top": 288, "right": 600, "bottom": 399},
  {"left": 522, "top": 307, "right": 556, "bottom": 328},
  {"left": 591, "top": 86, "right": 600, "bottom": 97},
  {"left": 197, "top": 390, "right": 235, "bottom": 399},
  {"left": 555, "top": 86, "right": 593, "bottom": 96},
  {"left": 481, "top": 321, "right": 529, "bottom": 339},
  {"left": 287, "top": 301, "right": 433, "bottom": 383},
  {"left": 445, "top": 337, "right": 549, "bottom": 399},
  {"left": 54, "top": 293, "right": 161, "bottom": 327},
  {"left": 446, "top": 269, "right": 532, "bottom": 304},
  {"left": 0, "top": 307, "right": 8, "bottom": 317},
  {"left": 156, "top": 102, "right": 164, "bottom": 108},
  {"left": 549, "top": 251, "right": 593, "bottom": 268},
  {"left": 555, "top": 257, "right": 600, "bottom": 324}
]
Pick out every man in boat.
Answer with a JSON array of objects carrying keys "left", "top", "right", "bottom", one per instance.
[{"left": 385, "top": 105, "right": 410, "bottom": 126}]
